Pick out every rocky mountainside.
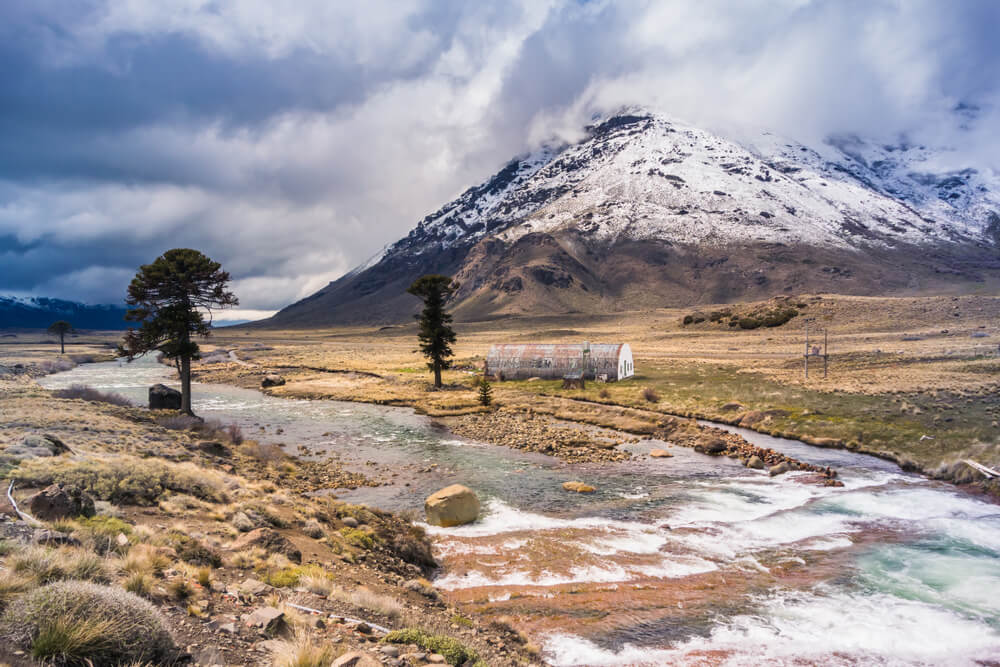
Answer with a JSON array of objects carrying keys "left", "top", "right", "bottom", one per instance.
[
  {"left": 268, "top": 111, "right": 1000, "bottom": 326},
  {"left": 0, "top": 296, "right": 130, "bottom": 330}
]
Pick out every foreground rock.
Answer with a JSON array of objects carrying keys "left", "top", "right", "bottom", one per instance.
[
  {"left": 230, "top": 528, "right": 301, "bottom": 563},
  {"left": 562, "top": 481, "right": 596, "bottom": 493},
  {"left": 26, "top": 483, "right": 95, "bottom": 520},
  {"left": 149, "top": 383, "right": 181, "bottom": 410},
  {"left": 649, "top": 448, "right": 672, "bottom": 458},
  {"left": 333, "top": 652, "right": 382, "bottom": 667},
  {"left": 425, "top": 485, "right": 480, "bottom": 527}
]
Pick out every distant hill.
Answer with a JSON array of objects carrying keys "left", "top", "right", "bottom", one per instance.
[
  {"left": 266, "top": 109, "right": 1000, "bottom": 327},
  {"left": 0, "top": 296, "right": 130, "bottom": 330}
]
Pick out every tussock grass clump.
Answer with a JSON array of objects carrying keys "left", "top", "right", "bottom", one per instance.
[
  {"left": 383, "top": 628, "right": 481, "bottom": 666},
  {"left": 331, "top": 587, "right": 403, "bottom": 621},
  {"left": 0, "top": 570, "right": 36, "bottom": 610},
  {"left": 124, "top": 544, "right": 170, "bottom": 578},
  {"left": 124, "top": 572, "right": 152, "bottom": 598},
  {"left": 11, "top": 456, "right": 230, "bottom": 505},
  {"left": 1, "top": 580, "right": 177, "bottom": 664},
  {"left": 10, "top": 545, "right": 109, "bottom": 585},
  {"left": 641, "top": 387, "right": 660, "bottom": 403},
  {"left": 271, "top": 631, "right": 337, "bottom": 667},
  {"left": 52, "top": 384, "right": 132, "bottom": 407}
]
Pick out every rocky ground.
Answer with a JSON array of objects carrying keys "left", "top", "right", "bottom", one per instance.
[{"left": 0, "top": 374, "right": 544, "bottom": 667}]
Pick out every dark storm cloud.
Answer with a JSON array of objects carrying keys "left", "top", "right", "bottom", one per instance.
[{"left": 0, "top": 0, "right": 998, "bottom": 318}]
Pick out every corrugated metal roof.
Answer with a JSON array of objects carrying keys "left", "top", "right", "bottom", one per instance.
[{"left": 485, "top": 342, "right": 630, "bottom": 380}]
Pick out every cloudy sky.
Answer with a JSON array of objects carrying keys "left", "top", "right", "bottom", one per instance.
[{"left": 2, "top": 0, "right": 998, "bottom": 321}]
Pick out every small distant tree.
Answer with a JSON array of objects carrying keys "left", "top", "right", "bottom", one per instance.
[
  {"left": 407, "top": 275, "right": 459, "bottom": 389},
  {"left": 477, "top": 376, "right": 493, "bottom": 407},
  {"left": 47, "top": 320, "right": 73, "bottom": 354},
  {"left": 119, "top": 248, "right": 238, "bottom": 416}
]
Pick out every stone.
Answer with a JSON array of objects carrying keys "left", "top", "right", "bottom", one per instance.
[
  {"left": 32, "top": 528, "right": 81, "bottom": 546},
  {"left": 244, "top": 607, "right": 286, "bottom": 635},
  {"left": 261, "top": 374, "right": 286, "bottom": 388},
  {"left": 427, "top": 654, "right": 447, "bottom": 664},
  {"left": 721, "top": 402, "right": 744, "bottom": 412},
  {"left": 649, "top": 448, "right": 672, "bottom": 458},
  {"left": 6, "top": 434, "right": 70, "bottom": 459},
  {"left": 115, "top": 533, "right": 130, "bottom": 547},
  {"left": 149, "top": 383, "right": 182, "bottom": 410},
  {"left": 26, "top": 483, "right": 95, "bottom": 521},
  {"left": 769, "top": 462, "right": 791, "bottom": 477},
  {"left": 562, "top": 481, "right": 596, "bottom": 493},
  {"left": 425, "top": 484, "right": 480, "bottom": 527},
  {"left": 354, "top": 622, "right": 372, "bottom": 634},
  {"left": 746, "top": 455, "right": 765, "bottom": 470},
  {"left": 695, "top": 438, "right": 728, "bottom": 455},
  {"left": 332, "top": 652, "right": 382, "bottom": 667},
  {"left": 342, "top": 516, "right": 359, "bottom": 528},
  {"left": 230, "top": 528, "right": 301, "bottom": 563},
  {"left": 380, "top": 645, "right": 400, "bottom": 657},
  {"left": 237, "top": 578, "right": 272, "bottom": 599}
]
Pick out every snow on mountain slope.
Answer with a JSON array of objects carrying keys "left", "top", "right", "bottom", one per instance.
[{"left": 267, "top": 110, "right": 1000, "bottom": 325}]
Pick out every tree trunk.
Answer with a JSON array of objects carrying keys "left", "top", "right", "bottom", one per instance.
[
  {"left": 433, "top": 358, "right": 442, "bottom": 388},
  {"left": 180, "top": 354, "right": 193, "bottom": 416},
  {"left": 59, "top": 333, "right": 64, "bottom": 355}
]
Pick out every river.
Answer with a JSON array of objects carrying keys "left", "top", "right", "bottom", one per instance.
[{"left": 39, "top": 356, "right": 1000, "bottom": 665}]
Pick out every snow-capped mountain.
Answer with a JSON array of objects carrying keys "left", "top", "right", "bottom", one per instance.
[
  {"left": 0, "top": 296, "right": 130, "bottom": 330},
  {"left": 270, "top": 111, "right": 1000, "bottom": 326}
]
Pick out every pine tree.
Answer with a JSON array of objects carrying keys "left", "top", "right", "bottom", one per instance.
[
  {"left": 407, "top": 275, "right": 459, "bottom": 388},
  {"left": 477, "top": 376, "right": 493, "bottom": 407},
  {"left": 119, "top": 248, "right": 238, "bottom": 415}
]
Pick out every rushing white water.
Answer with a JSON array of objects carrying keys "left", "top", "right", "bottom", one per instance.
[{"left": 39, "top": 357, "right": 1000, "bottom": 666}]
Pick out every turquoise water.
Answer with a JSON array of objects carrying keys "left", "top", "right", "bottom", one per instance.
[{"left": 41, "top": 357, "right": 1000, "bottom": 665}]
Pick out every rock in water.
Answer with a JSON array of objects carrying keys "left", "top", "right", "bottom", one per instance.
[
  {"left": 769, "top": 462, "right": 791, "bottom": 477},
  {"left": 746, "top": 455, "right": 765, "bottom": 469},
  {"left": 261, "top": 374, "right": 286, "bottom": 388},
  {"left": 649, "top": 448, "right": 672, "bottom": 458},
  {"left": 562, "top": 481, "right": 597, "bottom": 493},
  {"left": 695, "top": 438, "right": 728, "bottom": 455},
  {"left": 26, "top": 484, "right": 95, "bottom": 520},
  {"left": 424, "top": 485, "right": 480, "bottom": 527},
  {"left": 149, "top": 384, "right": 181, "bottom": 410}
]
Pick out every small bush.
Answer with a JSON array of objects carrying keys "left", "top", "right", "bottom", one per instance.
[
  {"left": 682, "top": 315, "right": 694, "bottom": 326},
  {"left": 225, "top": 424, "right": 244, "bottom": 445},
  {"left": 264, "top": 567, "right": 301, "bottom": 588},
  {"left": 196, "top": 567, "right": 212, "bottom": 588},
  {"left": 739, "top": 317, "right": 762, "bottom": 330},
  {"left": 641, "top": 387, "right": 660, "bottom": 403},
  {"left": 52, "top": 384, "right": 132, "bottom": 407},
  {"left": 302, "top": 519, "right": 325, "bottom": 539},
  {"left": 1, "top": 580, "right": 177, "bottom": 664},
  {"left": 340, "top": 528, "right": 375, "bottom": 550},
  {"left": 168, "top": 578, "right": 194, "bottom": 601},
  {"left": 383, "top": 628, "right": 479, "bottom": 665},
  {"left": 168, "top": 533, "right": 221, "bottom": 568},
  {"left": 73, "top": 515, "right": 132, "bottom": 555}
]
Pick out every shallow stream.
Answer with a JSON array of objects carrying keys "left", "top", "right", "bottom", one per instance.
[{"left": 40, "top": 357, "right": 1000, "bottom": 665}]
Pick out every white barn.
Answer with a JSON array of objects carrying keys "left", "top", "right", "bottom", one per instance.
[{"left": 485, "top": 342, "right": 634, "bottom": 381}]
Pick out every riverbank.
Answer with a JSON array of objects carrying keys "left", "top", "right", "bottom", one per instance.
[
  {"left": 0, "top": 370, "right": 544, "bottom": 666},
  {"left": 177, "top": 294, "right": 1000, "bottom": 495}
]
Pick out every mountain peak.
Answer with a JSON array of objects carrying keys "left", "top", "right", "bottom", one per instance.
[{"left": 266, "top": 111, "right": 1000, "bottom": 326}]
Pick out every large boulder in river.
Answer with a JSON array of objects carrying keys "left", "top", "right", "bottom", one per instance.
[
  {"left": 746, "top": 455, "right": 765, "bottom": 470},
  {"left": 695, "top": 438, "right": 728, "bottom": 455},
  {"left": 769, "top": 462, "right": 791, "bottom": 477},
  {"left": 649, "top": 449, "right": 672, "bottom": 458},
  {"left": 26, "top": 484, "right": 95, "bottom": 521},
  {"left": 149, "top": 384, "right": 181, "bottom": 410},
  {"left": 562, "top": 481, "right": 596, "bottom": 493},
  {"left": 425, "top": 485, "right": 480, "bottom": 527}
]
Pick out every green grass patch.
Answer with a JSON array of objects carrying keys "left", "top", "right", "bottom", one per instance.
[{"left": 383, "top": 628, "right": 482, "bottom": 666}]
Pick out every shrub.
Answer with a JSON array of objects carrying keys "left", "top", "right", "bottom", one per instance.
[
  {"left": 598, "top": 388, "right": 610, "bottom": 399},
  {"left": 340, "top": 528, "right": 375, "bottom": 550},
  {"left": 10, "top": 456, "right": 229, "bottom": 505},
  {"left": 52, "top": 384, "right": 132, "bottom": 407},
  {"left": 264, "top": 567, "right": 301, "bottom": 588},
  {"left": 641, "top": 387, "right": 660, "bottom": 403},
  {"left": 682, "top": 315, "right": 694, "bottom": 325},
  {"left": 383, "top": 628, "right": 480, "bottom": 665},
  {"left": 225, "top": 424, "right": 244, "bottom": 445},
  {"left": 73, "top": 515, "right": 132, "bottom": 555},
  {"left": 168, "top": 533, "right": 221, "bottom": 568},
  {"left": 761, "top": 307, "right": 799, "bottom": 327},
  {"left": 302, "top": 519, "right": 325, "bottom": 539},
  {"left": 739, "top": 317, "right": 762, "bottom": 330},
  {"left": 1, "top": 581, "right": 177, "bottom": 664}
]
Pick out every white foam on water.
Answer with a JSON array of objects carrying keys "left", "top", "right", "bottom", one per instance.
[
  {"left": 668, "top": 478, "right": 830, "bottom": 526},
  {"left": 544, "top": 588, "right": 1000, "bottom": 666},
  {"left": 828, "top": 486, "right": 1000, "bottom": 522},
  {"left": 420, "top": 499, "right": 662, "bottom": 541},
  {"left": 617, "top": 491, "right": 650, "bottom": 500},
  {"left": 577, "top": 531, "right": 669, "bottom": 556},
  {"left": 802, "top": 536, "right": 854, "bottom": 551},
  {"left": 435, "top": 562, "right": 632, "bottom": 590},
  {"left": 628, "top": 556, "right": 718, "bottom": 579}
]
